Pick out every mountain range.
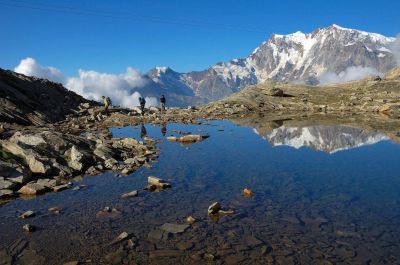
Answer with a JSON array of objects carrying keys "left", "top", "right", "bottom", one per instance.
[{"left": 140, "top": 24, "right": 397, "bottom": 105}]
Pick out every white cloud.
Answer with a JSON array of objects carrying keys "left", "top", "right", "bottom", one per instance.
[
  {"left": 318, "top": 66, "right": 380, "bottom": 84},
  {"left": 14, "top": 58, "right": 158, "bottom": 108},
  {"left": 14, "top": 57, "right": 66, "bottom": 83},
  {"left": 389, "top": 35, "right": 400, "bottom": 66}
]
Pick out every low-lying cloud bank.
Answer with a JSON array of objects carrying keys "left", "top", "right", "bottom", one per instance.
[
  {"left": 14, "top": 58, "right": 158, "bottom": 108},
  {"left": 318, "top": 66, "right": 381, "bottom": 84},
  {"left": 390, "top": 34, "right": 400, "bottom": 66}
]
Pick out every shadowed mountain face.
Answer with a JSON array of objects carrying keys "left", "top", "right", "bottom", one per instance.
[
  {"left": 254, "top": 125, "right": 389, "bottom": 153},
  {"left": 0, "top": 69, "right": 91, "bottom": 125},
  {"left": 146, "top": 24, "right": 397, "bottom": 103}
]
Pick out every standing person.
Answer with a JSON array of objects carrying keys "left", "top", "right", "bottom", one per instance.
[
  {"left": 140, "top": 123, "right": 147, "bottom": 138},
  {"left": 101, "top": 96, "right": 111, "bottom": 115},
  {"left": 160, "top": 95, "right": 166, "bottom": 114},
  {"left": 139, "top": 97, "right": 146, "bottom": 116},
  {"left": 161, "top": 122, "right": 167, "bottom": 136}
]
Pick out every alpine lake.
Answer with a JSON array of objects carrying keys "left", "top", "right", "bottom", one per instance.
[{"left": 1, "top": 114, "right": 400, "bottom": 265}]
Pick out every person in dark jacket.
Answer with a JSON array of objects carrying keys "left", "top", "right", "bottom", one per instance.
[
  {"left": 139, "top": 97, "right": 146, "bottom": 116},
  {"left": 160, "top": 95, "right": 166, "bottom": 114}
]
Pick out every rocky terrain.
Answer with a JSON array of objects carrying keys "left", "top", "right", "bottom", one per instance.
[
  {"left": 1, "top": 67, "right": 400, "bottom": 201},
  {"left": 203, "top": 67, "right": 400, "bottom": 116},
  {"left": 0, "top": 69, "right": 93, "bottom": 125}
]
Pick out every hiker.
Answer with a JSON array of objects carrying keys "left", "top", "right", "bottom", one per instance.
[
  {"left": 161, "top": 122, "right": 167, "bottom": 136},
  {"left": 160, "top": 95, "right": 166, "bottom": 114},
  {"left": 102, "top": 96, "right": 111, "bottom": 115},
  {"left": 140, "top": 123, "right": 147, "bottom": 138},
  {"left": 139, "top": 97, "right": 146, "bottom": 115}
]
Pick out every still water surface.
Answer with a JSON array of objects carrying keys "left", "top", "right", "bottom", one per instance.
[{"left": 1, "top": 119, "right": 400, "bottom": 264}]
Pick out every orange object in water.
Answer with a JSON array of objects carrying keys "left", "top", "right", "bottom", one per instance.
[{"left": 242, "top": 188, "right": 254, "bottom": 197}]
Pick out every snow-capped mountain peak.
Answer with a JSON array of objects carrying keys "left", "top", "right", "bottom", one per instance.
[{"left": 146, "top": 25, "right": 397, "bottom": 103}]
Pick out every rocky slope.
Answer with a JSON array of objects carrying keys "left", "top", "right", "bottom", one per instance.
[
  {"left": 203, "top": 67, "right": 400, "bottom": 115},
  {"left": 148, "top": 24, "right": 397, "bottom": 102},
  {"left": 0, "top": 68, "right": 92, "bottom": 125}
]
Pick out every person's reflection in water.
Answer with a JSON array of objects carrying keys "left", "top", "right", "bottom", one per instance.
[
  {"left": 161, "top": 123, "right": 167, "bottom": 136},
  {"left": 140, "top": 123, "right": 147, "bottom": 138}
]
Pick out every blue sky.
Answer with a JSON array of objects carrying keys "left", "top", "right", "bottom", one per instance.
[{"left": 1, "top": 0, "right": 399, "bottom": 75}]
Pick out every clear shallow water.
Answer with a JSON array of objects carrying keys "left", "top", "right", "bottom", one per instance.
[{"left": 1, "top": 120, "right": 400, "bottom": 264}]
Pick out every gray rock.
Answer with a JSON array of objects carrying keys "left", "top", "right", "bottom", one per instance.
[
  {"left": 148, "top": 229, "right": 164, "bottom": 242},
  {"left": 160, "top": 223, "right": 190, "bottom": 234},
  {"left": 104, "top": 158, "right": 118, "bottom": 169},
  {"left": 123, "top": 158, "right": 136, "bottom": 164},
  {"left": 121, "top": 190, "right": 138, "bottom": 199},
  {"left": 18, "top": 183, "right": 47, "bottom": 195},
  {"left": 20, "top": 210, "right": 35, "bottom": 219},
  {"left": 110, "top": 232, "right": 130, "bottom": 245},
  {"left": 208, "top": 202, "right": 221, "bottom": 214},
  {"left": 94, "top": 144, "right": 117, "bottom": 160},
  {"left": 0, "top": 179, "right": 17, "bottom": 190},
  {"left": 0, "top": 189, "right": 14, "bottom": 198},
  {"left": 53, "top": 184, "right": 70, "bottom": 192},
  {"left": 36, "top": 178, "right": 58, "bottom": 188},
  {"left": 22, "top": 224, "right": 36, "bottom": 232}
]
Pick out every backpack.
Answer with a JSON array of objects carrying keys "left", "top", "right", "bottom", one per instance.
[{"left": 106, "top": 97, "right": 112, "bottom": 105}]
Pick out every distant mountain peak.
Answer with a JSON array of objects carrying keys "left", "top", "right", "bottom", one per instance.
[{"left": 143, "top": 25, "right": 398, "bottom": 104}]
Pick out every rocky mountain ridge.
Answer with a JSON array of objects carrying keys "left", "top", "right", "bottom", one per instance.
[
  {"left": 0, "top": 68, "right": 92, "bottom": 125},
  {"left": 147, "top": 24, "right": 397, "bottom": 102}
]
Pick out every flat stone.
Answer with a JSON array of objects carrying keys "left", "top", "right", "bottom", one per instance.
[
  {"left": 53, "top": 184, "right": 70, "bottom": 192},
  {"left": 224, "top": 254, "right": 246, "bottom": 265},
  {"left": 19, "top": 210, "right": 35, "bottom": 219},
  {"left": 0, "top": 179, "right": 17, "bottom": 190},
  {"left": 0, "top": 189, "right": 14, "bottom": 198},
  {"left": 148, "top": 229, "right": 164, "bottom": 242},
  {"left": 18, "top": 183, "right": 47, "bottom": 195},
  {"left": 121, "top": 190, "right": 138, "bottom": 198},
  {"left": 63, "top": 262, "right": 79, "bottom": 265},
  {"left": 176, "top": 241, "right": 194, "bottom": 251},
  {"left": 48, "top": 207, "right": 60, "bottom": 214},
  {"left": 160, "top": 223, "right": 189, "bottom": 234},
  {"left": 244, "top": 235, "right": 263, "bottom": 246},
  {"left": 110, "top": 232, "right": 129, "bottom": 245},
  {"left": 36, "top": 178, "right": 58, "bottom": 188}
]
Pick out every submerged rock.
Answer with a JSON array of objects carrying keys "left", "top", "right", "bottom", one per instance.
[
  {"left": 186, "top": 216, "right": 196, "bottom": 224},
  {"left": 121, "top": 190, "right": 138, "bottom": 198},
  {"left": 110, "top": 231, "right": 130, "bottom": 245},
  {"left": 208, "top": 202, "right": 221, "bottom": 214},
  {"left": 22, "top": 224, "right": 36, "bottom": 232},
  {"left": 146, "top": 176, "right": 171, "bottom": 191},
  {"left": 242, "top": 188, "right": 254, "bottom": 197},
  {"left": 160, "top": 223, "right": 190, "bottom": 234},
  {"left": 20, "top": 210, "right": 35, "bottom": 219}
]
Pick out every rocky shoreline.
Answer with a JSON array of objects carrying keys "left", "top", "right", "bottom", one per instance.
[{"left": 1, "top": 67, "right": 400, "bottom": 201}]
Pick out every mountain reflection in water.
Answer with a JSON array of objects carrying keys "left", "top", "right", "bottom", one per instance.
[{"left": 253, "top": 125, "right": 389, "bottom": 153}]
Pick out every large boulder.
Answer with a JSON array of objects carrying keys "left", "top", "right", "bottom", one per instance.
[
  {"left": 18, "top": 183, "right": 47, "bottom": 195},
  {"left": 66, "top": 145, "right": 92, "bottom": 172},
  {"left": 0, "top": 161, "right": 31, "bottom": 184},
  {"left": 1, "top": 141, "right": 52, "bottom": 174}
]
